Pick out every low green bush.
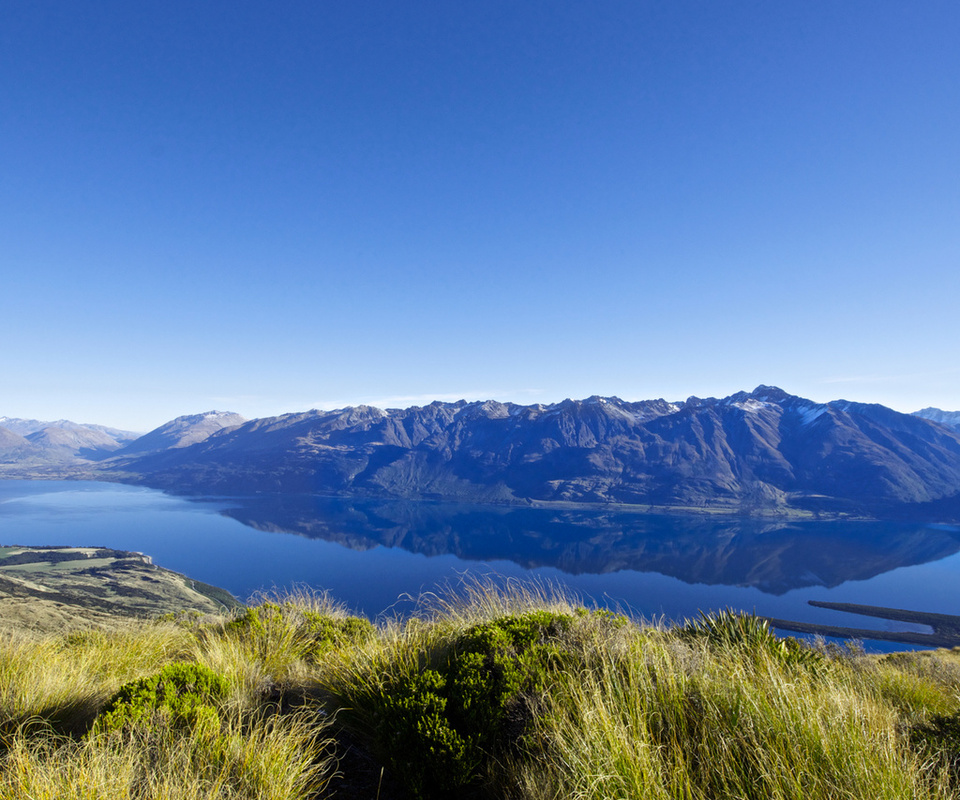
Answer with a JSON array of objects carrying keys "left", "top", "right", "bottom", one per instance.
[
  {"left": 93, "top": 661, "right": 229, "bottom": 735},
  {"left": 378, "top": 667, "right": 477, "bottom": 794},
  {"left": 372, "top": 610, "right": 575, "bottom": 798},
  {"left": 301, "top": 609, "right": 375, "bottom": 651}
]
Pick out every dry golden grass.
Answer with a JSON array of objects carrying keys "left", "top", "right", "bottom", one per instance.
[
  {"left": 0, "top": 712, "right": 333, "bottom": 800},
  {"left": 1, "top": 584, "right": 959, "bottom": 799}
]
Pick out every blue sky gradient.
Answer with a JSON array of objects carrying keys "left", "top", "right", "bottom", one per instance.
[{"left": 2, "top": 2, "right": 959, "bottom": 430}]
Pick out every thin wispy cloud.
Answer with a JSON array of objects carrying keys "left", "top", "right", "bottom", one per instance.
[
  {"left": 820, "top": 375, "right": 892, "bottom": 385},
  {"left": 820, "top": 368, "right": 960, "bottom": 386}
]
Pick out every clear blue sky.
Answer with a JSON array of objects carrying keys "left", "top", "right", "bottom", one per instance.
[{"left": 2, "top": 2, "right": 959, "bottom": 431}]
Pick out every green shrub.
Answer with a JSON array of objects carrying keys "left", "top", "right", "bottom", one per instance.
[
  {"left": 301, "top": 609, "right": 375, "bottom": 650},
  {"left": 378, "top": 668, "right": 477, "bottom": 795},
  {"left": 448, "top": 610, "right": 573, "bottom": 735},
  {"left": 93, "top": 662, "right": 228, "bottom": 735},
  {"left": 372, "top": 610, "right": 575, "bottom": 798},
  {"left": 224, "top": 603, "right": 287, "bottom": 637}
]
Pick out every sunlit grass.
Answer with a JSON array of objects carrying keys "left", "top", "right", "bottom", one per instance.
[
  {"left": 0, "top": 621, "right": 194, "bottom": 739},
  {"left": 1, "top": 583, "right": 959, "bottom": 799},
  {"left": 0, "top": 711, "right": 333, "bottom": 800},
  {"left": 522, "top": 632, "right": 947, "bottom": 799}
]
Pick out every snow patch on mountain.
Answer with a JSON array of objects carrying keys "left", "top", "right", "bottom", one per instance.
[
  {"left": 731, "top": 399, "right": 771, "bottom": 413},
  {"left": 796, "top": 405, "right": 827, "bottom": 426}
]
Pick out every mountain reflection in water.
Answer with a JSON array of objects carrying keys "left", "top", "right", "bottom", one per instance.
[{"left": 218, "top": 496, "right": 960, "bottom": 596}]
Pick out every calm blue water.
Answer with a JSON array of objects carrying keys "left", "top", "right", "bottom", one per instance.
[{"left": 3, "top": 479, "right": 960, "bottom": 651}]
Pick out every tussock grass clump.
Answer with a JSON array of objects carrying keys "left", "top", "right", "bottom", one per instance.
[
  {"left": 680, "top": 607, "right": 826, "bottom": 670},
  {"left": 521, "top": 629, "right": 936, "bottom": 800},
  {"left": 2, "top": 585, "right": 960, "bottom": 799},
  {"left": 0, "top": 711, "right": 332, "bottom": 800},
  {"left": 0, "top": 621, "right": 194, "bottom": 740},
  {"left": 187, "top": 589, "right": 375, "bottom": 708},
  {"left": 208, "top": 590, "right": 373, "bottom": 685}
]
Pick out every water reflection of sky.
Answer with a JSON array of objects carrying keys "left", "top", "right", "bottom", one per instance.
[{"left": 3, "top": 480, "right": 959, "bottom": 652}]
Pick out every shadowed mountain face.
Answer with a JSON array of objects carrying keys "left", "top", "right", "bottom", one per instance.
[
  {"left": 105, "top": 387, "right": 960, "bottom": 520},
  {"left": 217, "top": 495, "right": 960, "bottom": 595}
]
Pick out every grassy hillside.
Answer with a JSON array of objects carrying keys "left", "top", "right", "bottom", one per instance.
[
  {"left": 0, "top": 546, "right": 240, "bottom": 632},
  {"left": 2, "top": 583, "right": 960, "bottom": 799}
]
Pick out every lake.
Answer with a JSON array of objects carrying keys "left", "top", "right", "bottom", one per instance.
[{"left": 3, "top": 479, "right": 960, "bottom": 651}]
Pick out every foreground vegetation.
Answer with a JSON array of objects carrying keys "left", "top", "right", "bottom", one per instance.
[{"left": 3, "top": 583, "right": 960, "bottom": 799}]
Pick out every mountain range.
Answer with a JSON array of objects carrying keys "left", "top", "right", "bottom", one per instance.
[
  {"left": 0, "top": 417, "right": 141, "bottom": 466},
  {"left": 913, "top": 407, "right": 960, "bottom": 432},
  {"left": 0, "top": 412, "right": 241, "bottom": 468},
  {"left": 3, "top": 387, "right": 960, "bottom": 520}
]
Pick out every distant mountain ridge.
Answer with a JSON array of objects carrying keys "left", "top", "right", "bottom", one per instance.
[
  {"left": 0, "top": 417, "right": 139, "bottom": 440},
  {"left": 0, "top": 412, "right": 243, "bottom": 466},
  {"left": 0, "top": 417, "right": 140, "bottom": 464},
  {"left": 97, "top": 387, "right": 960, "bottom": 521},
  {"left": 115, "top": 411, "right": 247, "bottom": 455},
  {"left": 5, "top": 390, "right": 960, "bottom": 520},
  {"left": 913, "top": 407, "right": 960, "bottom": 432}
]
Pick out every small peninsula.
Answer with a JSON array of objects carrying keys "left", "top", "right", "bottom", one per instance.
[{"left": 0, "top": 545, "right": 240, "bottom": 631}]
